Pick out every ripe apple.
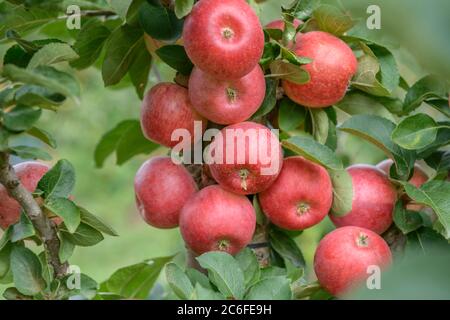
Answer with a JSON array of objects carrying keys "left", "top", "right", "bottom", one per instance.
[
  {"left": 134, "top": 156, "right": 197, "bottom": 228},
  {"left": 188, "top": 65, "right": 265, "bottom": 125},
  {"left": 330, "top": 165, "right": 397, "bottom": 234},
  {"left": 140, "top": 83, "right": 207, "bottom": 148},
  {"left": 207, "top": 122, "right": 283, "bottom": 195},
  {"left": 0, "top": 161, "right": 49, "bottom": 229},
  {"left": 259, "top": 156, "right": 332, "bottom": 230},
  {"left": 183, "top": 0, "right": 264, "bottom": 80},
  {"left": 376, "top": 159, "right": 428, "bottom": 188},
  {"left": 314, "top": 226, "right": 392, "bottom": 296},
  {"left": 179, "top": 185, "right": 256, "bottom": 255},
  {"left": 283, "top": 31, "right": 357, "bottom": 108}
]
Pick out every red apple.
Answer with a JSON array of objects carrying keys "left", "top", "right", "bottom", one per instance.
[
  {"left": 183, "top": 0, "right": 264, "bottom": 80},
  {"left": 179, "top": 185, "right": 256, "bottom": 255},
  {"left": 314, "top": 226, "right": 392, "bottom": 297},
  {"left": 330, "top": 165, "right": 397, "bottom": 234},
  {"left": 134, "top": 156, "right": 197, "bottom": 228},
  {"left": 376, "top": 159, "right": 428, "bottom": 188},
  {"left": 259, "top": 156, "right": 332, "bottom": 230},
  {"left": 140, "top": 83, "right": 207, "bottom": 148},
  {"left": 283, "top": 31, "right": 357, "bottom": 108},
  {"left": 207, "top": 122, "right": 283, "bottom": 195},
  {"left": 0, "top": 161, "right": 49, "bottom": 229},
  {"left": 188, "top": 65, "right": 265, "bottom": 125}
]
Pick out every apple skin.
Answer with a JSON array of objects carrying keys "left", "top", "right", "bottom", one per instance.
[
  {"left": 188, "top": 65, "right": 265, "bottom": 125},
  {"left": 140, "top": 83, "right": 207, "bottom": 148},
  {"left": 330, "top": 165, "right": 397, "bottom": 234},
  {"left": 0, "top": 162, "right": 49, "bottom": 229},
  {"left": 259, "top": 156, "right": 332, "bottom": 230},
  {"left": 183, "top": 0, "right": 264, "bottom": 80},
  {"left": 314, "top": 226, "right": 392, "bottom": 297},
  {"left": 208, "top": 122, "right": 283, "bottom": 195},
  {"left": 134, "top": 156, "right": 197, "bottom": 229},
  {"left": 283, "top": 31, "right": 357, "bottom": 108},
  {"left": 376, "top": 159, "right": 428, "bottom": 188},
  {"left": 179, "top": 185, "right": 256, "bottom": 255}
]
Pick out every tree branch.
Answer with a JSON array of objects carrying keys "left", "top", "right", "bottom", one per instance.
[{"left": 0, "top": 152, "right": 67, "bottom": 278}]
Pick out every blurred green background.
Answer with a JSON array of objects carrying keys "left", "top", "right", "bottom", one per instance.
[{"left": 0, "top": 0, "right": 449, "bottom": 290}]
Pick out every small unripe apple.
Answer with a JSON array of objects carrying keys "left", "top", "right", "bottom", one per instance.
[
  {"left": 140, "top": 83, "right": 207, "bottom": 148},
  {"left": 188, "top": 65, "right": 265, "bottom": 125},
  {"left": 207, "top": 122, "right": 283, "bottom": 195},
  {"left": 330, "top": 165, "right": 397, "bottom": 234},
  {"left": 134, "top": 156, "right": 197, "bottom": 228},
  {"left": 0, "top": 162, "right": 49, "bottom": 229},
  {"left": 183, "top": 0, "right": 264, "bottom": 80},
  {"left": 259, "top": 156, "right": 332, "bottom": 230},
  {"left": 283, "top": 31, "right": 357, "bottom": 108},
  {"left": 314, "top": 226, "right": 392, "bottom": 296},
  {"left": 179, "top": 185, "right": 256, "bottom": 255},
  {"left": 376, "top": 159, "right": 428, "bottom": 188}
]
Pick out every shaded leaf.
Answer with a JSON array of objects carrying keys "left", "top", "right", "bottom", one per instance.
[
  {"left": 38, "top": 159, "right": 75, "bottom": 199},
  {"left": 44, "top": 197, "right": 80, "bottom": 233},
  {"left": 155, "top": 45, "right": 193, "bottom": 76},
  {"left": 165, "top": 263, "right": 194, "bottom": 299},
  {"left": 245, "top": 276, "right": 291, "bottom": 300},
  {"left": 10, "top": 245, "right": 45, "bottom": 296}
]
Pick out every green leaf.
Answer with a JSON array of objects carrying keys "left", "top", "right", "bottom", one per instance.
[
  {"left": 174, "top": 0, "right": 194, "bottom": 19},
  {"left": 11, "top": 212, "right": 35, "bottom": 242},
  {"left": 425, "top": 98, "right": 450, "bottom": 118},
  {"left": 269, "top": 229, "right": 305, "bottom": 269},
  {"left": 0, "top": 243, "right": 12, "bottom": 279},
  {"left": 310, "top": 109, "right": 329, "bottom": 144},
  {"left": 27, "top": 127, "right": 57, "bottom": 148},
  {"left": 260, "top": 42, "right": 281, "bottom": 67},
  {"left": 278, "top": 98, "right": 306, "bottom": 131},
  {"left": 70, "top": 273, "right": 98, "bottom": 300},
  {"left": 139, "top": 1, "right": 184, "bottom": 41},
  {"left": 10, "top": 245, "right": 45, "bottom": 296},
  {"left": 196, "top": 251, "right": 245, "bottom": 299},
  {"left": 27, "top": 42, "right": 78, "bottom": 69},
  {"left": 403, "top": 181, "right": 450, "bottom": 239},
  {"left": 351, "top": 43, "right": 391, "bottom": 97},
  {"left": 251, "top": 78, "right": 278, "bottom": 119},
  {"left": 369, "top": 44, "right": 399, "bottom": 94},
  {"left": 235, "top": 248, "right": 260, "bottom": 288},
  {"left": 186, "top": 268, "right": 212, "bottom": 290},
  {"left": 281, "top": 47, "right": 312, "bottom": 66},
  {"left": 38, "top": 251, "right": 53, "bottom": 285},
  {"left": 94, "top": 119, "right": 158, "bottom": 167},
  {"left": 109, "top": 0, "right": 133, "bottom": 19},
  {"left": 129, "top": 41, "right": 152, "bottom": 99},
  {"left": 44, "top": 197, "right": 80, "bottom": 233},
  {"left": 312, "top": 4, "right": 353, "bottom": 35},
  {"left": 60, "top": 223, "right": 104, "bottom": 247},
  {"left": 284, "top": 0, "right": 320, "bottom": 20},
  {"left": 334, "top": 91, "right": 397, "bottom": 120},
  {"left": 2, "top": 65, "right": 80, "bottom": 103},
  {"left": 393, "top": 201, "right": 423, "bottom": 235},
  {"left": 9, "top": 145, "right": 51, "bottom": 161},
  {"left": 0, "top": 3, "right": 57, "bottom": 38},
  {"left": 58, "top": 232, "right": 75, "bottom": 263},
  {"left": 155, "top": 45, "right": 193, "bottom": 76},
  {"left": 3, "top": 44, "right": 33, "bottom": 68},
  {"left": 70, "top": 19, "right": 111, "bottom": 69},
  {"left": 78, "top": 207, "right": 118, "bottom": 237},
  {"left": 424, "top": 151, "right": 450, "bottom": 177},
  {"left": 270, "top": 60, "right": 310, "bottom": 84},
  {"left": 329, "top": 169, "right": 353, "bottom": 217},
  {"left": 15, "top": 85, "right": 66, "bottom": 110},
  {"left": 403, "top": 75, "right": 447, "bottom": 115},
  {"left": 3, "top": 105, "right": 42, "bottom": 132},
  {"left": 282, "top": 135, "right": 343, "bottom": 170},
  {"left": 245, "top": 276, "right": 291, "bottom": 300},
  {"left": 104, "top": 256, "right": 173, "bottom": 299},
  {"left": 417, "top": 122, "right": 450, "bottom": 159},
  {"left": 38, "top": 159, "right": 75, "bottom": 199},
  {"left": 165, "top": 263, "right": 194, "bottom": 299},
  {"left": 192, "top": 283, "right": 225, "bottom": 300},
  {"left": 391, "top": 114, "right": 442, "bottom": 150},
  {"left": 0, "top": 87, "right": 17, "bottom": 109},
  {"left": 260, "top": 266, "right": 287, "bottom": 280},
  {"left": 253, "top": 195, "right": 267, "bottom": 226},
  {"left": 2, "top": 287, "right": 32, "bottom": 300},
  {"left": 0, "top": 227, "right": 12, "bottom": 252},
  {"left": 406, "top": 227, "right": 449, "bottom": 255},
  {"left": 101, "top": 24, "right": 144, "bottom": 86},
  {"left": 338, "top": 114, "right": 415, "bottom": 179}
]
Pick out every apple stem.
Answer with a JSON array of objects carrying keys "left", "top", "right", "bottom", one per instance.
[{"left": 239, "top": 169, "right": 249, "bottom": 191}]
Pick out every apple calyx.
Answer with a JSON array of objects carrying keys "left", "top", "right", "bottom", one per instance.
[
  {"left": 217, "top": 239, "right": 230, "bottom": 251},
  {"left": 226, "top": 87, "right": 238, "bottom": 103},
  {"left": 239, "top": 169, "right": 249, "bottom": 191},
  {"left": 356, "top": 232, "right": 369, "bottom": 247},
  {"left": 296, "top": 201, "right": 311, "bottom": 215},
  {"left": 222, "top": 27, "right": 235, "bottom": 39}
]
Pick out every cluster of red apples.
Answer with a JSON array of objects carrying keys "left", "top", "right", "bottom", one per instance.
[{"left": 133, "top": 0, "right": 427, "bottom": 296}]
